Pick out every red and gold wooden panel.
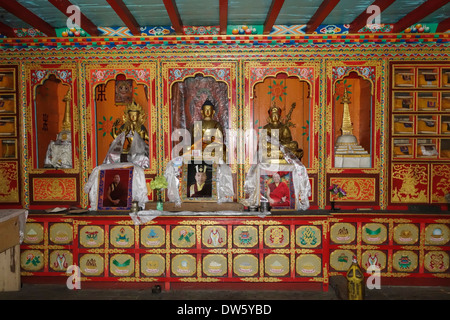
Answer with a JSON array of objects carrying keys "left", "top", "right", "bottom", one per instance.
[
  {"left": 21, "top": 214, "right": 329, "bottom": 289},
  {"left": 328, "top": 176, "right": 377, "bottom": 203},
  {"left": 431, "top": 164, "right": 450, "bottom": 204},
  {"left": 0, "top": 161, "right": 20, "bottom": 203},
  {"left": 30, "top": 176, "right": 78, "bottom": 204},
  {"left": 329, "top": 215, "right": 450, "bottom": 283},
  {"left": 21, "top": 216, "right": 74, "bottom": 276},
  {"left": 391, "top": 163, "right": 429, "bottom": 204}
]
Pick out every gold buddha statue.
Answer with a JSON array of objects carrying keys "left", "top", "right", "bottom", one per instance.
[
  {"left": 262, "top": 104, "right": 303, "bottom": 162},
  {"left": 190, "top": 100, "right": 226, "bottom": 161},
  {"left": 112, "top": 100, "right": 149, "bottom": 154}
]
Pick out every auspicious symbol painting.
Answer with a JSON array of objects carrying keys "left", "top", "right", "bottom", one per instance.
[
  {"left": 110, "top": 226, "right": 134, "bottom": 248},
  {"left": 140, "top": 226, "right": 165, "bottom": 247},
  {"left": 171, "top": 226, "right": 196, "bottom": 248},
  {"left": 424, "top": 251, "right": 449, "bottom": 273},
  {"left": 265, "top": 254, "right": 290, "bottom": 277},
  {"left": 393, "top": 250, "right": 418, "bottom": 272},
  {"left": 233, "top": 226, "right": 258, "bottom": 248},
  {"left": 172, "top": 254, "right": 196, "bottom": 277},
  {"left": 21, "top": 250, "right": 44, "bottom": 271},
  {"left": 296, "top": 226, "right": 321, "bottom": 248},
  {"left": 141, "top": 254, "right": 165, "bottom": 277},
  {"left": 49, "top": 250, "right": 73, "bottom": 271},
  {"left": 203, "top": 254, "right": 227, "bottom": 277},
  {"left": 296, "top": 254, "right": 322, "bottom": 277},
  {"left": 110, "top": 254, "right": 134, "bottom": 276},
  {"left": 264, "top": 226, "right": 289, "bottom": 248},
  {"left": 79, "top": 254, "right": 104, "bottom": 276},
  {"left": 202, "top": 226, "right": 226, "bottom": 248}
]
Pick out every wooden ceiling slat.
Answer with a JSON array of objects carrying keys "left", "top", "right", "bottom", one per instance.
[
  {"left": 0, "top": 21, "right": 16, "bottom": 38},
  {"left": 106, "top": 0, "right": 140, "bottom": 36},
  {"left": 48, "top": 0, "right": 100, "bottom": 36},
  {"left": 305, "top": 0, "right": 341, "bottom": 34},
  {"left": 348, "top": 0, "right": 396, "bottom": 33},
  {"left": 219, "top": 0, "right": 228, "bottom": 35},
  {"left": 392, "top": 0, "right": 450, "bottom": 33},
  {"left": 0, "top": 0, "right": 56, "bottom": 37},
  {"left": 436, "top": 16, "right": 450, "bottom": 33},
  {"left": 162, "top": 0, "right": 183, "bottom": 34},
  {"left": 263, "top": 0, "right": 285, "bottom": 34}
]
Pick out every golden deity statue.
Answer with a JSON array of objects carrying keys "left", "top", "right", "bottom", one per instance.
[
  {"left": 190, "top": 100, "right": 226, "bottom": 161},
  {"left": 112, "top": 100, "right": 149, "bottom": 154},
  {"left": 262, "top": 103, "right": 303, "bottom": 162}
]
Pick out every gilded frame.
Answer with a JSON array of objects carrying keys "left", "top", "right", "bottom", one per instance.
[
  {"left": 325, "top": 59, "right": 385, "bottom": 174},
  {"left": 161, "top": 60, "right": 238, "bottom": 175},
  {"left": 24, "top": 63, "right": 80, "bottom": 174},
  {"left": 85, "top": 62, "right": 157, "bottom": 174}
]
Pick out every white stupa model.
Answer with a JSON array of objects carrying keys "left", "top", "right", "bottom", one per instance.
[
  {"left": 334, "top": 88, "right": 371, "bottom": 168},
  {"left": 44, "top": 90, "right": 73, "bottom": 169}
]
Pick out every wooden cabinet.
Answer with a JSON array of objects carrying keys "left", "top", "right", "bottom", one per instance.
[
  {"left": 0, "top": 66, "right": 20, "bottom": 206},
  {"left": 390, "top": 63, "right": 450, "bottom": 206}
]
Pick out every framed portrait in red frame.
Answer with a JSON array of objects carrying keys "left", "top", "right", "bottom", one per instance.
[
  {"left": 260, "top": 165, "right": 296, "bottom": 210},
  {"left": 97, "top": 166, "right": 133, "bottom": 210}
]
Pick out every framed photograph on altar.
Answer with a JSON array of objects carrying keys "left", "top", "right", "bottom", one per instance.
[
  {"left": 180, "top": 161, "right": 217, "bottom": 202},
  {"left": 259, "top": 165, "right": 296, "bottom": 210},
  {"left": 97, "top": 166, "right": 134, "bottom": 210}
]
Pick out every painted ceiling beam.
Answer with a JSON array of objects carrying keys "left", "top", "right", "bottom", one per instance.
[
  {"left": 0, "top": 0, "right": 56, "bottom": 37},
  {"left": 392, "top": 0, "right": 450, "bottom": 33},
  {"left": 162, "top": 0, "right": 183, "bottom": 34},
  {"left": 219, "top": 0, "right": 228, "bottom": 35},
  {"left": 0, "top": 21, "right": 16, "bottom": 38},
  {"left": 436, "top": 16, "right": 450, "bottom": 33},
  {"left": 106, "top": 0, "right": 140, "bottom": 35},
  {"left": 348, "top": 0, "right": 396, "bottom": 33},
  {"left": 263, "top": 0, "right": 285, "bottom": 34},
  {"left": 48, "top": 0, "right": 100, "bottom": 36},
  {"left": 305, "top": 0, "right": 341, "bottom": 33}
]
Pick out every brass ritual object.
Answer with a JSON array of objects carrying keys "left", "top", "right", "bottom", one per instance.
[{"left": 130, "top": 200, "right": 140, "bottom": 213}]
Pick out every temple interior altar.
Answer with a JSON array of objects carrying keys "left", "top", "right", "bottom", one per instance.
[{"left": 0, "top": 0, "right": 449, "bottom": 294}]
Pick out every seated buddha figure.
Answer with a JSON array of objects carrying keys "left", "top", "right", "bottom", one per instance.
[
  {"left": 262, "top": 104, "right": 303, "bottom": 162},
  {"left": 190, "top": 100, "right": 226, "bottom": 161},
  {"left": 112, "top": 100, "right": 149, "bottom": 154}
]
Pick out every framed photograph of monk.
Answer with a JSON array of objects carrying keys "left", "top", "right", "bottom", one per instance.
[
  {"left": 259, "top": 166, "right": 296, "bottom": 210},
  {"left": 180, "top": 161, "right": 217, "bottom": 202},
  {"left": 97, "top": 167, "right": 134, "bottom": 210}
]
